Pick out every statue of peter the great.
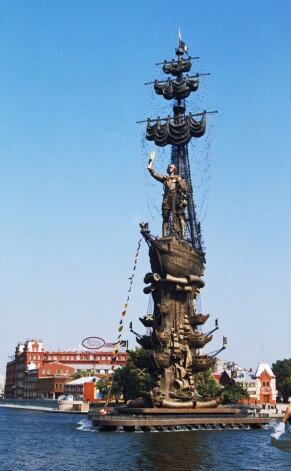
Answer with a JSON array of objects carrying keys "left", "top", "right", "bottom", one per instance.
[{"left": 148, "top": 159, "right": 188, "bottom": 239}]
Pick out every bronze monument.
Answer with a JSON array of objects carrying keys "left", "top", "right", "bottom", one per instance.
[
  {"left": 90, "top": 38, "right": 272, "bottom": 430},
  {"left": 134, "top": 39, "right": 224, "bottom": 409}
]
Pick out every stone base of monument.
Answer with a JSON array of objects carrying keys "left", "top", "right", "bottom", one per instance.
[{"left": 90, "top": 407, "right": 270, "bottom": 431}]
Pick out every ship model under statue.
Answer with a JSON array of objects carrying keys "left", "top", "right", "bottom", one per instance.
[{"left": 91, "top": 38, "right": 270, "bottom": 430}]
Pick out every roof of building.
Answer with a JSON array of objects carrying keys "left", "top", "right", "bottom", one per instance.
[
  {"left": 234, "top": 371, "right": 254, "bottom": 383},
  {"left": 61, "top": 343, "right": 128, "bottom": 354},
  {"left": 65, "top": 377, "right": 101, "bottom": 386},
  {"left": 254, "top": 362, "right": 275, "bottom": 378},
  {"left": 61, "top": 364, "right": 120, "bottom": 371}
]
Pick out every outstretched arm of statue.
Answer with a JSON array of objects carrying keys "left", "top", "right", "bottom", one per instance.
[{"left": 147, "top": 166, "right": 166, "bottom": 183}]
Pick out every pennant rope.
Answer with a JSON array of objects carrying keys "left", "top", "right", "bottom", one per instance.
[{"left": 102, "top": 237, "right": 143, "bottom": 411}]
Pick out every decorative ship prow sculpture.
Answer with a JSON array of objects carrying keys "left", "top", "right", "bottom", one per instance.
[{"left": 135, "top": 37, "right": 225, "bottom": 409}]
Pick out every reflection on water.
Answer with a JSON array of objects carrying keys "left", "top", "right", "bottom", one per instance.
[
  {"left": 134, "top": 430, "right": 253, "bottom": 471},
  {"left": 138, "top": 431, "right": 210, "bottom": 469},
  {"left": 1, "top": 407, "right": 291, "bottom": 470}
]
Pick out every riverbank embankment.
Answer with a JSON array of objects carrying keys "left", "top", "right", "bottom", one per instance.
[{"left": 0, "top": 403, "right": 86, "bottom": 414}]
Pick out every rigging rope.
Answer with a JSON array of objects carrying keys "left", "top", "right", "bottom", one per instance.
[
  {"left": 140, "top": 117, "right": 214, "bottom": 227},
  {"left": 100, "top": 237, "right": 143, "bottom": 413}
]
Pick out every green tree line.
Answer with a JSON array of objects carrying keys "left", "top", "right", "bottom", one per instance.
[
  {"left": 94, "top": 348, "right": 249, "bottom": 404},
  {"left": 272, "top": 359, "right": 291, "bottom": 402}
]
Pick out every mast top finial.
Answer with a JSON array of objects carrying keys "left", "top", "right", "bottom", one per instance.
[{"left": 177, "top": 29, "right": 189, "bottom": 55}]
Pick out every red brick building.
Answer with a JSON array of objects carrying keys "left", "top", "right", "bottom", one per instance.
[
  {"left": 254, "top": 363, "right": 276, "bottom": 405},
  {"left": 24, "top": 362, "right": 75, "bottom": 399},
  {"left": 5, "top": 339, "right": 128, "bottom": 399}
]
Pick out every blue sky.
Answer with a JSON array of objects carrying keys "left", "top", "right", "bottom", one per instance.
[{"left": 0, "top": 0, "right": 290, "bottom": 375}]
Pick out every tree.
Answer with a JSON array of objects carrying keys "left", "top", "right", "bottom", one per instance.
[
  {"left": 222, "top": 382, "right": 250, "bottom": 404},
  {"left": 112, "top": 348, "right": 152, "bottom": 402},
  {"left": 96, "top": 376, "right": 111, "bottom": 398},
  {"left": 272, "top": 359, "right": 291, "bottom": 402},
  {"left": 195, "top": 369, "right": 222, "bottom": 398},
  {"left": 71, "top": 369, "right": 90, "bottom": 379}
]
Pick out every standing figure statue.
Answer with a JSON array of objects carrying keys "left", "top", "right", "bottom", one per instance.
[{"left": 148, "top": 158, "right": 188, "bottom": 239}]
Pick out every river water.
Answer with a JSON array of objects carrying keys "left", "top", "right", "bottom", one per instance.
[{"left": 0, "top": 405, "right": 290, "bottom": 471}]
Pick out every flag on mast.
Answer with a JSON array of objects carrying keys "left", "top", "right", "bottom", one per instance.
[{"left": 178, "top": 28, "right": 188, "bottom": 53}]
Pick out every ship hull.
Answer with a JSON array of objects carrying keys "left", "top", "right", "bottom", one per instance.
[
  {"left": 149, "top": 236, "right": 204, "bottom": 278},
  {"left": 191, "top": 356, "right": 216, "bottom": 373}
]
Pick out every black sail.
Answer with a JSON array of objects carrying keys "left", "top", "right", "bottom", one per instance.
[
  {"left": 163, "top": 58, "right": 192, "bottom": 75},
  {"left": 154, "top": 76, "right": 199, "bottom": 100},
  {"left": 146, "top": 113, "right": 206, "bottom": 147}
]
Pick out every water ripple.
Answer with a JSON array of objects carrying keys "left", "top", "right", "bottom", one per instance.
[{"left": 1, "top": 407, "right": 290, "bottom": 470}]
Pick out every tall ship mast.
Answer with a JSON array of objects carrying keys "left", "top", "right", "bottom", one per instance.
[
  {"left": 135, "top": 37, "right": 224, "bottom": 409},
  {"left": 146, "top": 46, "right": 209, "bottom": 259}
]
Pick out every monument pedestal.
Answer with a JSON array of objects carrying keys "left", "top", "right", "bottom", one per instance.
[{"left": 90, "top": 406, "right": 270, "bottom": 431}]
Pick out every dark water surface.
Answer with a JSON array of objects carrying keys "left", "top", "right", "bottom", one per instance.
[{"left": 0, "top": 406, "right": 290, "bottom": 471}]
